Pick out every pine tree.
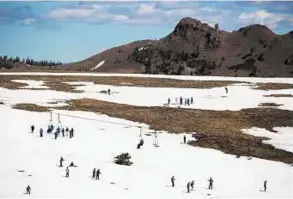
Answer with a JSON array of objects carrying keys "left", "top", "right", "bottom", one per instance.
[{"left": 114, "top": 153, "right": 133, "bottom": 166}]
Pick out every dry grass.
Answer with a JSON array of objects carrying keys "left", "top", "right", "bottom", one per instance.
[
  {"left": 13, "top": 103, "right": 50, "bottom": 112},
  {"left": 52, "top": 98, "right": 293, "bottom": 164},
  {"left": 12, "top": 99, "right": 293, "bottom": 164},
  {"left": 0, "top": 75, "right": 244, "bottom": 92},
  {"left": 254, "top": 83, "right": 293, "bottom": 90},
  {"left": 264, "top": 94, "right": 293, "bottom": 98},
  {"left": 259, "top": 103, "right": 282, "bottom": 107}
]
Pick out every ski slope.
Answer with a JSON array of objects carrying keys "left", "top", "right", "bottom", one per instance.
[{"left": 0, "top": 73, "right": 293, "bottom": 198}]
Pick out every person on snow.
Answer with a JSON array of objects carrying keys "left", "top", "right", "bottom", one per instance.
[
  {"left": 175, "top": 98, "right": 178, "bottom": 104},
  {"left": 168, "top": 98, "right": 171, "bottom": 105},
  {"left": 70, "top": 128, "right": 74, "bottom": 138},
  {"left": 187, "top": 98, "right": 190, "bottom": 106},
  {"left": 208, "top": 177, "right": 213, "bottom": 190},
  {"left": 171, "top": 176, "right": 175, "bottom": 187},
  {"left": 92, "top": 168, "right": 96, "bottom": 178},
  {"left": 108, "top": 88, "right": 111, "bottom": 95},
  {"left": 95, "top": 169, "right": 101, "bottom": 180},
  {"left": 264, "top": 180, "right": 267, "bottom": 192},
  {"left": 26, "top": 185, "right": 31, "bottom": 195},
  {"left": 65, "top": 166, "right": 70, "bottom": 178},
  {"left": 39, "top": 128, "right": 43, "bottom": 137},
  {"left": 47, "top": 126, "right": 51, "bottom": 134},
  {"left": 184, "top": 98, "right": 187, "bottom": 106},
  {"left": 31, "top": 125, "right": 35, "bottom": 133},
  {"left": 54, "top": 130, "right": 58, "bottom": 140},
  {"left": 50, "top": 124, "right": 54, "bottom": 131},
  {"left": 60, "top": 157, "right": 65, "bottom": 167},
  {"left": 69, "top": 161, "right": 77, "bottom": 167},
  {"left": 180, "top": 97, "right": 183, "bottom": 105},
  {"left": 191, "top": 181, "right": 194, "bottom": 190},
  {"left": 183, "top": 135, "right": 186, "bottom": 144},
  {"left": 187, "top": 182, "right": 191, "bottom": 193},
  {"left": 61, "top": 128, "right": 65, "bottom": 137},
  {"left": 225, "top": 87, "right": 228, "bottom": 94}
]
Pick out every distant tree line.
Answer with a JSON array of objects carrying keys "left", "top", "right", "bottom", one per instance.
[{"left": 0, "top": 55, "right": 62, "bottom": 69}]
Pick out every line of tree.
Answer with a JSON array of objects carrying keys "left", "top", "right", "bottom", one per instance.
[{"left": 0, "top": 55, "right": 62, "bottom": 69}]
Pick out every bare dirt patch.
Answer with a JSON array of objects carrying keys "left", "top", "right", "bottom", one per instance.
[
  {"left": 254, "top": 83, "right": 293, "bottom": 90},
  {"left": 12, "top": 98, "right": 293, "bottom": 164},
  {"left": 0, "top": 75, "right": 245, "bottom": 92},
  {"left": 264, "top": 94, "right": 293, "bottom": 98},
  {"left": 259, "top": 103, "right": 282, "bottom": 107},
  {"left": 13, "top": 103, "right": 50, "bottom": 112}
]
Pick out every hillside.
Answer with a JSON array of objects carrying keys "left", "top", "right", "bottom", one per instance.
[
  {"left": 60, "top": 17, "right": 293, "bottom": 77},
  {"left": 59, "top": 40, "right": 153, "bottom": 73}
]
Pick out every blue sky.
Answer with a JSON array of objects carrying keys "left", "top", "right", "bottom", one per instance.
[{"left": 1, "top": 1, "right": 293, "bottom": 63}]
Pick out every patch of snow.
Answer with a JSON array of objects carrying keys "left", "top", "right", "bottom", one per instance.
[
  {"left": 12, "top": 80, "right": 49, "bottom": 89},
  {"left": 2, "top": 72, "right": 293, "bottom": 84},
  {"left": 243, "top": 127, "right": 293, "bottom": 153},
  {"left": 0, "top": 105, "right": 292, "bottom": 197},
  {"left": 90, "top": 60, "right": 105, "bottom": 71}
]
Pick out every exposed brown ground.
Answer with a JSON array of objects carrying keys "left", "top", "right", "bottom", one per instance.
[
  {"left": 0, "top": 75, "right": 245, "bottom": 92},
  {"left": 13, "top": 103, "right": 50, "bottom": 112},
  {"left": 254, "top": 83, "right": 293, "bottom": 90},
  {"left": 12, "top": 99, "right": 293, "bottom": 164},
  {"left": 264, "top": 94, "right": 293, "bottom": 97},
  {"left": 259, "top": 102, "right": 282, "bottom": 107}
]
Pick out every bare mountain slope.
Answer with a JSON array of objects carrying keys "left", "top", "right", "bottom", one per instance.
[
  {"left": 60, "top": 17, "right": 293, "bottom": 77},
  {"left": 60, "top": 40, "right": 153, "bottom": 73}
]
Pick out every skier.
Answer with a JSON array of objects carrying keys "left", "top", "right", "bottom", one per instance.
[
  {"left": 168, "top": 98, "right": 171, "bottom": 105},
  {"left": 191, "top": 181, "right": 194, "bottom": 190},
  {"left": 47, "top": 126, "right": 51, "bottom": 134},
  {"left": 54, "top": 130, "right": 58, "bottom": 140},
  {"left": 180, "top": 97, "right": 183, "bottom": 105},
  {"left": 208, "top": 177, "right": 213, "bottom": 190},
  {"left": 39, "top": 128, "right": 43, "bottom": 137},
  {"left": 187, "top": 182, "right": 191, "bottom": 193},
  {"left": 187, "top": 98, "right": 190, "bottom": 106},
  {"left": 70, "top": 128, "right": 74, "bottom": 138},
  {"left": 183, "top": 135, "right": 186, "bottom": 144},
  {"left": 61, "top": 128, "right": 65, "bottom": 137},
  {"left": 65, "top": 127, "right": 69, "bottom": 136},
  {"left": 69, "top": 162, "right": 77, "bottom": 167},
  {"left": 65, "top": 166, "right": 70, "bottom": 178},
  {"left": 31, "top": 125, "right": 35, "bottom": 133},
  {"left": 50, "top": 124, "right": 54, "bottom": 131},
  {"left": 60, "top": 157, "right": 65, "bottom": 167},
  {"left": 171, "top": 176, "right": 175, "bottom": 187},
  {"left": 108, "top": 88, "right": 111, "bottom": 95},
  {"left": 225, "top": 87, "right": 228, "bottom": 94},
  {"left": 190, "top": 97, "right": 194, "bottom": 104},
  {"left": 264, "top": 180, "right": 267, "bottom": 192},
  {"left": 92, "top": 168, "right": 96, "bottom": 178},
  {"left": 184, "top": 98, "right": 187, "bottom": 106},
  {"left": 96, "top": 169, "right": 101, "bottom": 180},
  {"left": 26, "top": 185, "right": 31, "bottom": 195}
]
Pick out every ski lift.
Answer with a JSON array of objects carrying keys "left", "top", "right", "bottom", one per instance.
[
  {"left": 48, "top": 112, "right": 53, "bottom": 127},
  {"left": 139, "top": 126, "right": 143, "bottom": 140},
  {"left": 153, "top": 131, "right": 159, "bottom": 147},
  {"left": 56, "top": 113, "right": 62, "bottom": 130}
]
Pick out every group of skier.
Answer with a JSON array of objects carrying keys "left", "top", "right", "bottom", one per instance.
[
  {"left": 168, "top": 96, "right": 194, "bottom": 106},
  {"left": 92, "top": 168, "right": 102, "bottom": 180},
  {"left": 30, "top": 125, "right": 75, "bottom": 139}
]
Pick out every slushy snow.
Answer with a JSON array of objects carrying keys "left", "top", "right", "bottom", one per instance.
[{"left": 0, "top": 73, "right": 293, "bottom": 198}]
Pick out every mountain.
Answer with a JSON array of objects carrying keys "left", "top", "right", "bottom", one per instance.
[
  {"left": 59, "top": 17, "right": 293, "bottom": 77},
  {"left": 59, "top": 40, "right": 153, "bottom": 73}
]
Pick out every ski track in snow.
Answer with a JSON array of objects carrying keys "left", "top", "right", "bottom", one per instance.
[{"left": 0, "top": 73, "right": 293, "bottom": 197}]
